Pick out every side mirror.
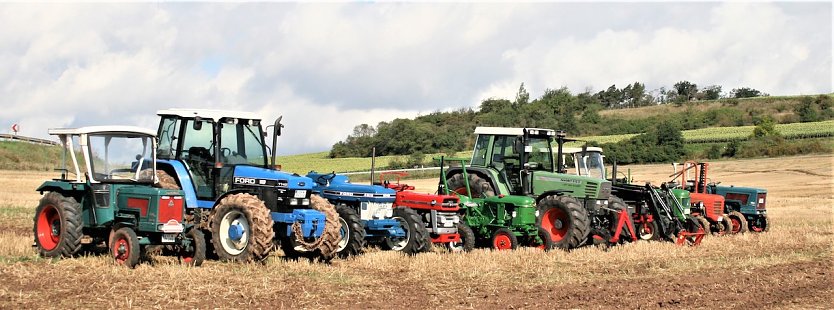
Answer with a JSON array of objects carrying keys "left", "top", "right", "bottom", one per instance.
[
  {"left": 274, "top": 116, "right": 283, "bottom": 137},
  {"left": 193, "top": 116, "right": 203, "bottom": 131}
]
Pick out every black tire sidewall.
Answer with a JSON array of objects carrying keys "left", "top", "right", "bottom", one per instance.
[
  {"left": 111, "top": 227, "right": 141, "bottom": 268},
  {"left": 33, "top": 192, "right": 82, "bottom": 258}
]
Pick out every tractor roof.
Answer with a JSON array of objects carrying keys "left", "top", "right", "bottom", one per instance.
[
  {"left": 474, "top": 127, "right": 556, "bottom": 136},
  {"left": 48, "top": 126, "right": 156, "bottom": 137},
  {"left": 157, "top": 108, "right": 262, "bottom": 122},
  {"left": 561, "top": 146, "right": 604, "bottom": 154}
]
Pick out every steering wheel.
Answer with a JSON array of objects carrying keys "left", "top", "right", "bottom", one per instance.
[{"left": 315, "top": 172, "right": 337, "bottom": 185}]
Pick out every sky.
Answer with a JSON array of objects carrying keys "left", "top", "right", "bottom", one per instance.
[{"left": 0, "top": 2, "right": 831, "bottom": 155}]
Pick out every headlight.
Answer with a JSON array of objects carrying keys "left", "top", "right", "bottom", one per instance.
[
  {"left": 294, "top": 190, "right": 307, "bottom": 198},
  {"left": 511, "top": 211, "right": 517, "bottom": 218},
  {"left": 535, "top": 210, "right": 540, "bottom": 217}
]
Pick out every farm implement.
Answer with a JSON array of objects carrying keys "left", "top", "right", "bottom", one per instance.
[
  {"left": 672, "top": 161, "right": 769, "bottom": 233},
  {"left": 561, "top": 146, "right": 705, "bottom": 245},
  {"left": 441, "top": 157, "right": 553, "bottom": 251},
  {"left": 33, "top": 126, "right": 205, "bottom": 268},
  {"left": 153, "top": 109, "right": 341, "bottom": 262},
  {"left": 379, "top": 171, "right": 468, "bottom": 252},
  {"left": 306, "top": 171, "right": 430, "bottom": 256}
]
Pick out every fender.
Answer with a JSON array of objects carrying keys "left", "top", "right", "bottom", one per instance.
[
  {"left": 444, "top": 167, "right": 503, "bottom": 195},
  {"left": 212, "top": 189, "right": 254, "bottom": 208},
  {"left": 157, "top": 159, "right": 206, "bottom": 209},
  {"left": 535, "top": 190, "right": 569, "bottom": 203}
]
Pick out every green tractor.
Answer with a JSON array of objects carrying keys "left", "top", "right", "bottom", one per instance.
[
  {"left": 33, "top": 126, "right": 205, "bottom": 268},
  {"left": 440, "top": 157, "right": 552, "bottom": 251},
  {"left": 445, "top": 128, "right": 622, "bottom": 250}
]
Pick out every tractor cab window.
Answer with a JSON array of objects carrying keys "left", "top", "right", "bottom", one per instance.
[
  {"left": 218, "top": 119, "right": 266, "bottom": 167},
  {"left": 87, "top": 134, "right": 154, "bottom": 183},
  {"left": 470, "top": 134, "right": 490, "bottom": 166},
  {"left": 575, "top": 152, "right": 606, "bottom": 180},
  {"left": 157, "top": 117, "right": 181, "bottom": 159},
  {"left": 491, "top": 135, "right": 522, "bottom": 191},
  {"left": 181, "top": 118, "right": 216, "bottom": 199},
  {"left": 525, "top": 137, "right": 553, "bottom": 171}
]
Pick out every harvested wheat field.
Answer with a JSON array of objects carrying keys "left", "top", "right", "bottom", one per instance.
[{"left": 0, "top": 155, "right": 832, "bottom": 309}]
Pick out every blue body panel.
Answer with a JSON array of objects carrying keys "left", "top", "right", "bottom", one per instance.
[
  {"left": 364, "top": 219, "right": 406, "bottom": 238},
  {"left": 709, "top": 184, "right": 767, "bottom": 216},
  {"left": 272, "top": 209, "right": 325, "bottom": 238},
  {"left": 158, "top": 159, "right": 201, "bottom": 209},
  {"left": 235, "top": 165, "right": 313, "bottom": 191},
  {"left": 307, "top": 172, "right": 396, "bottom": 204}
]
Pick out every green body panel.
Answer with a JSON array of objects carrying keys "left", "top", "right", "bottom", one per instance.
[
  {"left": 668, "top": 189, "right": 691, "bottom": 220},
  {"left": 530, "top": 171, "right": 609, "bottom": 200},
  {"left": 36, "top": 180, "right": 88, "bottom": 193},
  {"left": 455, "top": 188, "right": 539, "bottom": 238}
]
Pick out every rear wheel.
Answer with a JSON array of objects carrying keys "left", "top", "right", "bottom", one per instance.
[
  {"left": 447, "top": 222, "right": 475, "bottom": 253},
  {"left": 210, "top": 193, "right": 274, "bottom": 262},
  {"left": 532, "top": 226, "right": 554, "bottom": 251},
  {"left": 537, "top": 195, "right": 590, "bottom": 250},
  {"left": 491, "top": 228, "right": 518, "bottom": 250},
  {"left": 749, "top": 216, "right": 769, "bottom": 232},
  {"left": 33, "top": 192, "right": 83, "bottom": 258},
  {"left": 384, "top": 207, "right": 430, "bottom": 254},
  {"left": 110, "top": 227, "right": 141, "bottom": 268},
  {"left": 334, "top": 204, "right": 365, "bottom": 258},
  {"left": 446, "top": 173, "right": 495, "bottom": 198},
  {"left": 720, "top": 217, "right": 733, "bottom": 235},
  {"left": 608, "top": 196, "right": 634, "bottom": 243},
  {"left": 728, "top": 211, "right": 748, "bottom": 234}
]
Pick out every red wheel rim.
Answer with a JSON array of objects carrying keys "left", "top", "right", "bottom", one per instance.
[
  {"left": 112, "top": 238, "right": 130, "bottom": 264},
  {"left": 493, "top": 233, "right": 513, "bottom": 250},
  {"left": 541, "top": 208, "right": 569, "bottom": 242},
  {"left": 453, "top": 187, "right": 469, "bottom": 196},
  {"left": 731, "top": 217, "right": 742, "bottom": 233},
  {"left": 182, "top": 256, "right": 193, "bottom": 264},
  {"left": 36, "top": 205, "right": 61, "bottom": 250}
]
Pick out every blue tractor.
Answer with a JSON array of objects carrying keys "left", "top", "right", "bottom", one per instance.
[
  {"left": 153, "top": 109, "right": 341, "bottom": 262},
  {"left": 306, "top": 172, "right": 430, "bottom": 256}
]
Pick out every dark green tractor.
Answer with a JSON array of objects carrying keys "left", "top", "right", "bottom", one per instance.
[
  {"left": 445, "top": 128, "right": 619, "bottom": 249},
  {"left": 33, "top": 126, "right": 205, "bottom": 268},
  {"left": 441, "top": 157, "right": 552, "bottom": 251}
]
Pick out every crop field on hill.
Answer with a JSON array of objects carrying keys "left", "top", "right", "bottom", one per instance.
[{"left": 0, "top": 154, "right": 831, "bottom": 308}]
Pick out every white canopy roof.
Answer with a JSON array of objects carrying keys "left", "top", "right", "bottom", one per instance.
[
  {"left": 474, "top": 127, "right": 556, "bottom": 136},
  {"left": 48, "top": 126, "right": 156, "bottom": 137},
  {"left": 561, "top": 146, "right": 604, "bottom": 154},
  {"left": 157, "top": 108, "right": 263, "bottom": 122}
]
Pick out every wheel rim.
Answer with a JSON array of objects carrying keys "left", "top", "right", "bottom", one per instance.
[
  {"left": 751, "top": 218, "right": 766, "bottom": 232},
  {"left": 730, "top": 217, "right": 742, "bottom": 233},
  {"left": 453, "top": 187, "right": 468, "bottom": 196},
  {"left": 112, "top": 237, "right": 130, "bottom": 264},
  {"left": 36, "top": 205, "right": 61, "bottom": 251},
  {"left": 541, "top": 208, "right": 569, "bottom": 242},
  {"left": 336, "top": 217, "right": 350, "bottom": 252},
  {"left": 638, "top": 222, "right": 654, "bottom": 240},
  {"left": 493, "top": 232, "right": 513, "bottom": 250},
  {"left": 448, "top": 241, "right": 464, "bottom": 252},
  {"left": 218, "top": 210, "right": 249, "bottom": 256},
  {"left": 387, "top": 217, "right": 411, "bottom": 251}
]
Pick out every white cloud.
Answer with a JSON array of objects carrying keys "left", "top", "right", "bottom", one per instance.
[{"left": 0, "top": 2, "right": 830, "bottom": 154}]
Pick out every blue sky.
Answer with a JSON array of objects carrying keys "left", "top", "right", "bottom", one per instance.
[{"left": 0, "top": 2, "right": 831, "bottom": 154}]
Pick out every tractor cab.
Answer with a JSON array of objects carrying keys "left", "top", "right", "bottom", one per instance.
[{"left": 562, "top": 146, "right": 607, "bottom": 180}]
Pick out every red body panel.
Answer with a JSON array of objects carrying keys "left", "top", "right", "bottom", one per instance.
[
  {"left": 689, "top": 193, "right": 725, "bottom": 222},
  {"left": 157, "top": 196, "right": 184, "bottom": 224}
]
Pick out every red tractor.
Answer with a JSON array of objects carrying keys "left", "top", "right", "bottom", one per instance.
[
  {"left": 380, "top": 171, "right": 474, "bottom": 252},
  {"left": 671, "top": 161, "right": 733, "bottom": 235}
]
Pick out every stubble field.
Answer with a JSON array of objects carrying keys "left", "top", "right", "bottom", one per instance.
[{"left": 0, "top": 154, "right": 831, "bottom": 309}]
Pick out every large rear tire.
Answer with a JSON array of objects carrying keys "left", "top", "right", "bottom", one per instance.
[
  {"left": 384, "top": 207, "right": 430, "bottom": 254},
  {"left": 728, "top": 211, "right": 748, "bottom": 234},
  {"left": 537, "top": 195, "right": 590, "bottom": 250},
  {"left": 447, "top": 222, "right": 475, "bottom": 253},
  {"left": 334, "top": 204, "right": 365, "bottom": 258},
  {"left": 694, "top": 216, "right": 711, "bottom": 237},
  {"left": 210, "top": 193, "right": 274, "bottom": 262},
  {"left": 33, "top": 192, "right": 83, "bottom": 258},
  {"left": 446, "top": 173, "right": 495, "bottom": 198}
]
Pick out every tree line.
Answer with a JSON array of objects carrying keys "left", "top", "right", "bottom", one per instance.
[{"left": 330, "top": 81, "right": 781, "bottom": 158}]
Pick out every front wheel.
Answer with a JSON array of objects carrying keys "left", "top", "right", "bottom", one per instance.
[
  {"left": 491, "top": 228, "right": 518, "bottom": 250},
  {"left": 447, "top": 222, "right": 475, "bottom": 253},
  {"left": 537, "top": 195, "right": 590, "bottom": 250},
  {"left": 727, "top": 211, "right": 748, "bottom": 234},
  {"left": 531, "top": 226, "right": 554, "bottom": 251},
  {"left": 181, "top": 228, "right": 206, "bottom": 267},
  {"left": 110, "top": 227, "right": 141, "bottom": 268},
  {"left": 637, "top": 220, "right": 659, "bottom": 241},
  {"left": 384, "top": 207, "right": 430, "bottom": 254},
  {"left": 334, "top": 204, "right": 365, "bottom": 258},
  {"left": 694, "top": 216, "right": 711, "bottom": 237},
  {"left": 210, "top": 193, "right": 274, "bottom": 262}
]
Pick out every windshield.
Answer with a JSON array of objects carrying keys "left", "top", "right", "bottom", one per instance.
[
  {"left": 573, "top": 152, "right": 606, "bottom": 180},
  {"left": 87, "top": 134, "right": 155, "bottom": 183},
  {"left": 219, "top": 120, "right": 266, "bottom": 167},
  {"left": 526, "top": 137, "right": 553, "bottom": 171}
]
